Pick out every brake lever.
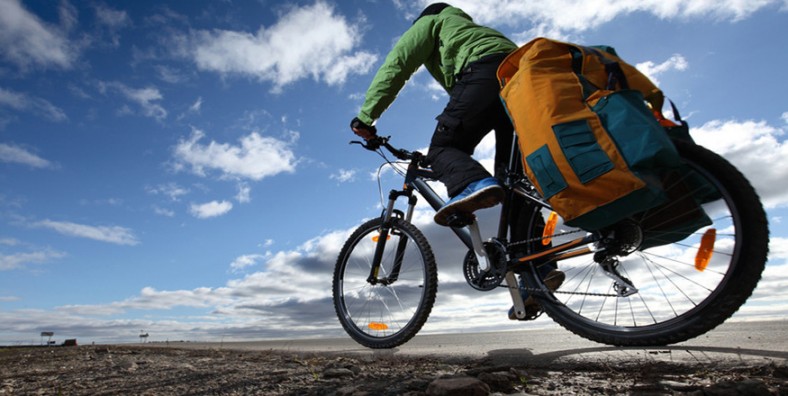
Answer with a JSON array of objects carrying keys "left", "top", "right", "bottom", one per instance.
[
  {"left": 350, "top": 140, "right": 378, "bottom": 151},
  {"left": 350, "top": 136, "right": 386, "bottom": 151}
]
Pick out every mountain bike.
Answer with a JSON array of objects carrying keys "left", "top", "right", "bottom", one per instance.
[{"left": 332, "top": 133, "right": 769, "bottom": 349}]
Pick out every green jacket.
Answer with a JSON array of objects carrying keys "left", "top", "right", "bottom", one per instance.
[{"left": 357, "top": 7, "right": 517, "bottom": 125}]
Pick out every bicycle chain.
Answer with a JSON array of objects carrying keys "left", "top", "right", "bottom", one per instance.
[
  {"left": 504, "top": 229, "right": 619, "bottom": 298},
  {"left": 505, "top": 229, "right": 585, "bottom": 249},
  {"left": 502, "top": 283, "right": 619, "bottom": 298}
]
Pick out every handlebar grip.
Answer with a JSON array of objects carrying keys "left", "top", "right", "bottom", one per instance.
[
  {"left": 350, "top": 136, "right": 386, "bottom": 151},
  {"left": 366, "top": 136, "right": 383, "bottom": 150},
  {"left": 351, "top": 136, "right": 417, "bottom": 162}
]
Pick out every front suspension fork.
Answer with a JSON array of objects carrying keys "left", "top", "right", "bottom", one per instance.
[{"left": 367, "top": 190, "right": 417, "bottom": 285}]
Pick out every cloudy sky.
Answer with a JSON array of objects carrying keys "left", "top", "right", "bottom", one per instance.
[{"left": 1, "top": 0, "right": 786, "bottom": 345}]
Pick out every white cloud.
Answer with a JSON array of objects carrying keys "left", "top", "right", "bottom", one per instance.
[
  {"left": 0, "top": 216, "right": 523, "bottom": 343},
  {"left": 690, "top": 118, "right": 788, "bottom": 209},
  {"left": 426, "top": 80, "right": 448, "bottom": 101},
  {"left": 173, "top": 129, "right": 297, "bottom": 181},
  {"left": 0, "top": 143, "right": 52, "bottom": 168},
  {"left": 236, "top": 183, "right": 251, "bottom": 203},
  {"left": 155, "top": 65, "right": 189, "bottom": 84},
  {"left": 94, "top": 4, "right": 130, "bottom": 29},
  {"left": 636, "top": 54, "right": 688, "bottom": 85},
  {"left": 3, "top": 189, "right": 784, "bottom": 342},
  {"left": 185, "top": 1, "right": 377, "bottom": 92},
  {"left": 189, "top": 200, "right": 233, "bottom": 219},
  {"left": 98, "top": 82, "right": 167, "bottom": 121},
  {"left": 739, "top": 237, "right": 788, "bottom": 320},
  {"left": 330, "top": 169, "right": 356, "bottom": 183},
  {"left": 0, "top": 238, "right": 20, "bottom": 246},
  {"left": 189, "top": 97, "right": 203, "bottom": 113},
  {"left": 152, "top": 206, "right": 175, "bottom": 217},
  {"left": 93, "top": 4, "right": 130, "bottom": 48},
  {"left": 34, "top": 220, "right": 140, "bottom": 246},
  {"left": 782, "top": 111, "right": 788, "bottom": 124},
  {"left": 230, "top": 254, "right": 266, "bottom": 272},
  {"left": 407, "top": 0, "right": 783, "bottom": 37},
  {"left": 0, "top": 0, "right": 78, "bottom": 69},
  {"left": 146, "top": 182, "right": 190, "bottom": 202},
  {"left": 0, "top": 87, "right": 68, "bottom": 122},
  {"left": 121, "top": 87, "right": 166, "bottom": 120},
  {"left": 0, "top": 250, "right": 65, "bottom": 271}
]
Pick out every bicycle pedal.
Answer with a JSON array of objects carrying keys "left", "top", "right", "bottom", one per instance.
[
  {"left": 446, "top": 213, "right": 475, "bottom": 228},
  {"left": 508, "top": 304, "right": 543, "bottom": 321}
]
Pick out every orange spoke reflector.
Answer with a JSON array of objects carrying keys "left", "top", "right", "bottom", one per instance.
[
  {"left": 695, "top": 228, "right": 717, "bottom": 271},
  {"left": 368, "top": 322, "right": 389, "bottom": 331},
  {"left": 542, "top": 211, "right": 559, "bottom": 246},
  {"left": 371, "top": 234, "right": 391, "bottom": 242}
]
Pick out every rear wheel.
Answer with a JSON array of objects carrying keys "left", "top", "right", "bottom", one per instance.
[
  {"left": 333, "top": 217, "right": 437, "bottom": 348},
  {"left": 521, "top": 141, "right": 768, "bottom": 346}
]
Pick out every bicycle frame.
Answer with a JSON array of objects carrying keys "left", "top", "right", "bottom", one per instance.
[
  {"left": 363, "top": 134, "right": 602, "bottom": 318},
  {"left": 339, "top": 119, "right": 769, "bottom": 349}
]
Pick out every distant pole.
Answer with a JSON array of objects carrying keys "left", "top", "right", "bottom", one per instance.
[{"left": 40, "top": 332, "right": 54, "bottom": 346}]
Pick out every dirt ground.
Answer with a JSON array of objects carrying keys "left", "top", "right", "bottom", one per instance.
[{"left": 1, "top": 344, "right": 785, "bottom": 395}]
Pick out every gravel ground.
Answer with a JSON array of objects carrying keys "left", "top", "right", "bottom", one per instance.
[{"left": 1, "top": 345, "right": 785, "bottom": 395}]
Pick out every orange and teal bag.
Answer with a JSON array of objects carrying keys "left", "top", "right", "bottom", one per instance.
[{"left": 498, "top": 37, "right": 686, "bottom": 231}]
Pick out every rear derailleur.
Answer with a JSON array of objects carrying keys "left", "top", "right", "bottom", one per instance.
[
  {"left": 595, "top": 253, "right": 638, "bottom": 297},
  {"left": 594, "top": 220, "right": 642, "bottom": 297}
]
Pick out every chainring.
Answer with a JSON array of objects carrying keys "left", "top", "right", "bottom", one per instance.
[{"left": 463, "top": 240, "right": 508, "bottom": 291}]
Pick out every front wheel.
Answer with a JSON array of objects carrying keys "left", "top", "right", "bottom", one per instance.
[
  {"left": 333, "top": 217, "right": 437, "bottom": 348},
  {"left": 522, "top": 140, "right": 769, "bottom": 346}
]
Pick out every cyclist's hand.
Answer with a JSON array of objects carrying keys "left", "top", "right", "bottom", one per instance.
[{"left": 350, "top": 117, "right": 377, "bottom": 140}]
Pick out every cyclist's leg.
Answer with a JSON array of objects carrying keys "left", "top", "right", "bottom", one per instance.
[
  {"left": 426, "top": 53, "right": 509, "bottom": 197},
  {"left": 508, "top": 198, "right": 563, "bottom": 320},
  {"left": 429, "top": 56, "right": 512, "bottom": 227}
]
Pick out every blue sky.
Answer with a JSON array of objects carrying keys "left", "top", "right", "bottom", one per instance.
[{"left": 1, "top": 0, "right": 787, "bottom": 345}]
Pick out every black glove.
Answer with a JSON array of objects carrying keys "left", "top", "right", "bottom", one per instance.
[{"left": 350, "top": 117, "right": 377, "bottom": 137}]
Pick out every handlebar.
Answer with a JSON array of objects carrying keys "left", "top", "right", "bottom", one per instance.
[{"left": 350, "top": 135, "right": 420, "bottom": 162}]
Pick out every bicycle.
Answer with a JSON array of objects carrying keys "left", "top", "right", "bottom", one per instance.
[{"left": 332, "top": 132, "right": 769, "bottom": 349}]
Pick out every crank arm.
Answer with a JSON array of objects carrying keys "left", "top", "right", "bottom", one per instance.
[
  {"left": 468, "top": 220, "right": 491, "bottom": 272},
  {"left": 505, "top": 271, "right": 527, "bottom": 319}
]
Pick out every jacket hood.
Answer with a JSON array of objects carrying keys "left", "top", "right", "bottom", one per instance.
[
  {"left": 414, "top": 4, "right": 472, "bottom": 24},
  {"left": 415, "top": 3, "right": 450, "bottom": 22}
]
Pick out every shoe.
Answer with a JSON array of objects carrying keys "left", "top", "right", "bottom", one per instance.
[
  {"left": 434, "top": 177, "right": 504, "bottom": 227},
  {"left": 508, "top": 269, "right": 565, "bottom": 320}
]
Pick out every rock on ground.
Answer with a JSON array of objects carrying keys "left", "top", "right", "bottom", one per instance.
[{"left": 0, "top": 345, "right": 785, "bottom": 395}]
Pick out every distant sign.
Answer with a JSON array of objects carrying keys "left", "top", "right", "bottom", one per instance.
[{"left": 41, "top": 332, "right": 54, "bottom": 337}]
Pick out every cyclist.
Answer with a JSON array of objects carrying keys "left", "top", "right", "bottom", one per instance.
[
  {"left": 350, "top": 3, "right": 563, "bottom": 319},
  {"left": 350, "top": 3, "right": 516, "bottom": 227}
]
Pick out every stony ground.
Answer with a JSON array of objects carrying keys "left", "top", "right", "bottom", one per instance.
[{"left": 1, "top": 345, "right": 785, "bottom": 395}]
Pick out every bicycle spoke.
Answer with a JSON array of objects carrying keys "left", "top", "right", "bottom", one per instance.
[
  {"left": 333, "top": 217, "right": 436, "bottom": 348},
  {"left": 518, "top": 141, "right": 768, "bottom": 347}
]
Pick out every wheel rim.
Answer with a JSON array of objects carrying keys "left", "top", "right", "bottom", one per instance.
[
  {"left": 337, "top": 225, "right": 429, "bottom": 342},
  {"left": 530, "top": 155, "right": 741, "bottom": 332}
]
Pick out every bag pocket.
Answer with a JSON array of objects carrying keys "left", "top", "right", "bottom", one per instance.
[
  {"left": 592, "top": 90, "right": 681, "bottom": 173},
  {"left": 525, "top": 145, "right": 567, "bottom": 200},
  {"left": 552, "top": 119, "right": 614, "bottom": 184}
]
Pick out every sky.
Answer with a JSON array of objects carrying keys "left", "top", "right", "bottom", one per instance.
[{"left": 1, "top": 0, "right": 787, "bottom": 345}]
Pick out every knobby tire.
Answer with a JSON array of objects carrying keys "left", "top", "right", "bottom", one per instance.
[
  {"left": 522, "top": 140, "right": 769, "bottom": 346},
  {"left": 333, "top": 217, "right": 437, "bottom": 349}
]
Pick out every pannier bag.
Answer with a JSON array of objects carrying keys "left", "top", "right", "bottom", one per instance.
[{"left": 498, "top": 37, "right": 700, "bottom": 231}]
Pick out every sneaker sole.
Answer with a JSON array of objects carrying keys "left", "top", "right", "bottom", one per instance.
[
  {"left": 523, "top": 270, "right": 565, "bottom": 308},
  {"left": 509, "top": 270, "right": 565, "bottom": 320},
  {"left": 434, "top": 185, "right": 504, "bottom": 226}
]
